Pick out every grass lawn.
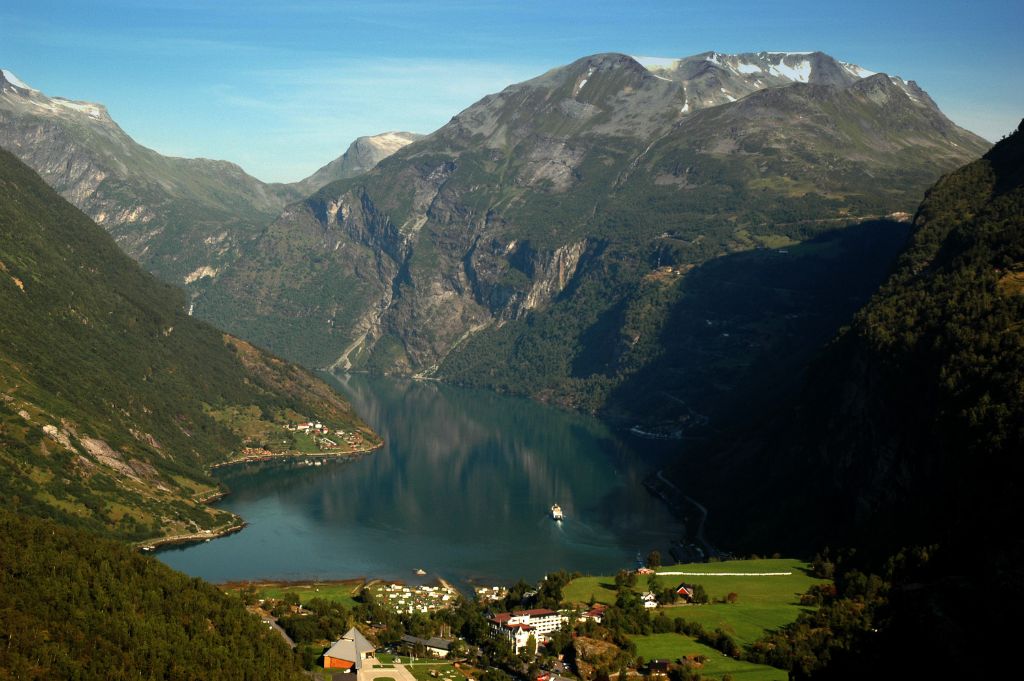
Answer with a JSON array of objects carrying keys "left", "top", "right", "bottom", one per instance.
[
  {"left": 630, "top": 633, "right": 785, "bottom": 681},
  {"left": 564, "top": 559, "right": 826, "bottom": 648},
  {"left": 224, "top": 579, "right": 363, "bottom": 609},
  {"left": 562, "top": 575, "right": 619, "bottom": 605},
  {"left": 661, "top": 603, "right": 804, "bottom": 648},
  {"left": 406, "top": 663, "right": 460, "bottom": 681}
]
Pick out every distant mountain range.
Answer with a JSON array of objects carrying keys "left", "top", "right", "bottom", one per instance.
[
  {"left": 192, "top": 51, "right": 988, "bottom": 424},
  {"left": 0, "top": 147, "right": 379, "bottom": 543},
  {"left": 0, "top": 53, "right": 992, "bottom": 429},
  {"left": 0, "top": 69, "right": 417, "bottom": 299}
]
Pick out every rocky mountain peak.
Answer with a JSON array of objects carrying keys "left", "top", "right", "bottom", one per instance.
[
  {"left": 848, "top": 72, "right": 941, "bottom": 112},
  {"left": 636, "top": 50, "right": 869, "bottom": 85},
  {"left": 1, "top": 69, "right": 37, "bottom": 93},
  {"left": 292, "top": 130, "right": 423, "bottom": 196},
  {"left": 1, "top": 67, "right": 112, "bottom": 123},
  {"left": 626, "top": 50, "right": 940, "bottom": 117}
]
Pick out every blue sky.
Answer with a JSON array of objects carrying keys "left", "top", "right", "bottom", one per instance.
[{"left": 2, "top": 0, "right": 1022, "bottom": 183}]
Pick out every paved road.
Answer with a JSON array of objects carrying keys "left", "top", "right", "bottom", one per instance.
[{"left": 261, "top": 616, "right": 295, "bottom": 649}]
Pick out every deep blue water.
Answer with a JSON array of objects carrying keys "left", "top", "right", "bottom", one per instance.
[{"left": 158, "top": 374, "right": 684, "bottom": 587}]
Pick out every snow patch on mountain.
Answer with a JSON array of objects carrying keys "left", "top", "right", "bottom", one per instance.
[
  {"left": 51, "top": 98, "right": 104, "bottom": 119},
  {"left": 1, "top": 69, "right": 34, "bottom": 90},
  {"left": 736, "top": 63, "right": 762, "bottom": 74},
  {"left": 575, "top": 66, "right": 595, "bottom": 96},
  {"left": 705, "top": 52, "right": 725, "bottom": 67},
  {"left": 368, "top": 132, "right": 419, "bottom": 155},
  {"left": 841, "top": 62, "right": 876, "bottom": 79},
  {"left": 768, "top": 59, "right": 812, "bottom": 82}
]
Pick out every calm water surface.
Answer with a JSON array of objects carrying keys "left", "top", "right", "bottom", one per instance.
[{"left": 159, "top": 375, "right": 684, "bottom": 587}]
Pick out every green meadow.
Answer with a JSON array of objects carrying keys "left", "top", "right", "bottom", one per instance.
[
  {"left": 630, "top": 633, "right": 785, "bottom": 680},
  {"left": 225, "top": 579, "right": 364, "bottom": 609},
  {"left": 564, "top": 559, "right": 827, "bottom": 647}
]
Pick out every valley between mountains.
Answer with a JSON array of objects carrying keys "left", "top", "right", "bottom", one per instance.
[{"left": 1, "top": 44, "right": 1021, "bottom": 679}]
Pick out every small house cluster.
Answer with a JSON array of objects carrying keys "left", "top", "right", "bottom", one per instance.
[
  {"left": 488, "top": 608, "right": 567, "bottom": 654},
  {"left": 284, "top": 417, "right": 365, "bottom": 451},
  {"left": 368, "top": 582, "right": 458, "bottom": 614},
  {"left": 287, "top": 420, "right": 331, "bottom": 436},
  {"left": 474, "top": 585, "right": 508, "bottom": 602}
]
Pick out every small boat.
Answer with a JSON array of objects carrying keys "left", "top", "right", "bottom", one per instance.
[
  {"left": 551, "top": 504, "right": 564, "bottom": 521},
  {"left": 414, "top": 568, "right": 427, "bottom": 575}
]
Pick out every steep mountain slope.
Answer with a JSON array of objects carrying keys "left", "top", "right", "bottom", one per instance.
[
  {"left": 0, "top": 69, "right": 301, "bottom": 295},
  {"left": 199, "top": 51, "right": 988, "bottom": 425},
  {"left": 293, "top": 131, "right": 424, "bottom": 196},
  {"left": 0, "top": 509, "right": 304, "bottom": 680},
  {"left": 0, "top": 148, "right": 379, "bottom": 542},
  {"left": 696, "top": 119, "right": 1024, "bottom": 556}
]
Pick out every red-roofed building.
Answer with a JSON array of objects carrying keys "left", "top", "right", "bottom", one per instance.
[{"left": 579, "top": 604, "right": 607, "bottom": 623}]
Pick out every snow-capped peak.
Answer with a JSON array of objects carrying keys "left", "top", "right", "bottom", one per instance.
[
  {"left": 1, "top": 69, "right": 107, "bottom": 121},
  {"left": 1, "top": 69, "right": 35, "bottom": 91},
  {"left": 631, "top": 56, "right": 680, "bottom": 71},
  {"left": 841, "top": 61, "right": 876, "bottom": 79}
]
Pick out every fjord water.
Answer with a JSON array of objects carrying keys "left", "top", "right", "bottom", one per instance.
[{"left": 159, "top": 374, "right": 684, "bottom": 587}]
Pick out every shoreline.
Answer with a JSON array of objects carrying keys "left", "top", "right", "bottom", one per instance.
[
  {"left": 137, "top": 441, "right": 383, "bottom": 553},
  {"left": 135, "top": 519, "right": 247, "bottom": 552},
  {"left": 208, "top": 440, "right": 383, "bottom": 471},
  {"left": 220, "top": 577, "right": 367, "bottom": 589}
]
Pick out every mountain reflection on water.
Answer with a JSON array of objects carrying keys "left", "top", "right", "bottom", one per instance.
[{"left": 158, "top": 374, "right": 684, "bottom": 587}]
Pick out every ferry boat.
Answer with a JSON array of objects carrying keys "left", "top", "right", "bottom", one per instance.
[{"left": 550, "top": 504, "right": 564, "bottom": 521}]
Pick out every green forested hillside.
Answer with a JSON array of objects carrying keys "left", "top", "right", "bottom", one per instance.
[
  {"left": 672, "top": 122, "right": 1024, "bottom": 677},
  {"left": 696, "top": 120, "right": 1024, "bottom": 556},
  {"left": 0, "top": 148, "right": 378, "bottom": 541},
  {"left": 0, "top": 509, "right": 304, "bottom": 680}
]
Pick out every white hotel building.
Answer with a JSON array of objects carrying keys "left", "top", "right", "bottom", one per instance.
[{"left": 488, "top": 609, "right": 566, "bottom": 654}]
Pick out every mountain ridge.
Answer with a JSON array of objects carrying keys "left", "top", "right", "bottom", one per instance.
[
  {"left": 0, "top": 69, "right": 416, "bottom": 300},
  {"left": 196, "top": 50, "right": 988, "bottom": 430}
]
